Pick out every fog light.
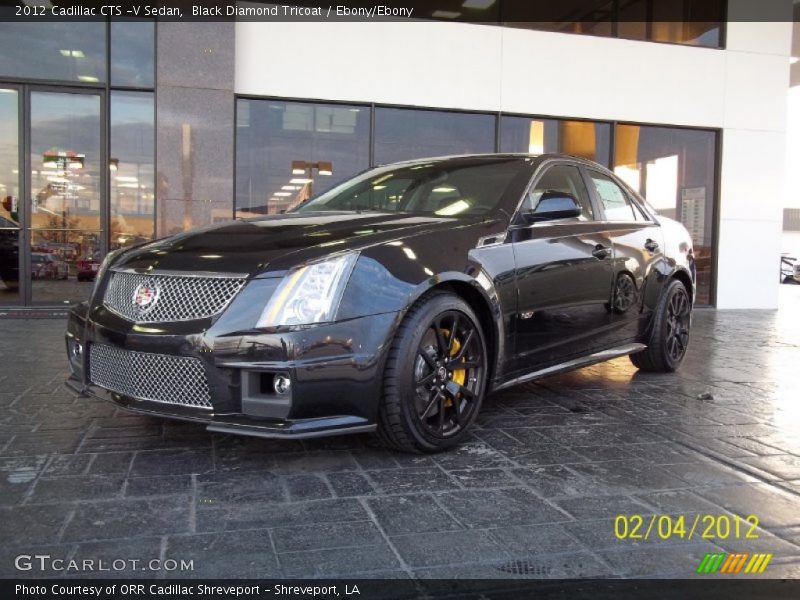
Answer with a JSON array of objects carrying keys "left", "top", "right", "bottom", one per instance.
[
  {"left": 67, "top": 338, "right": 83, "bottom": 375},
  {"left": 273, "top": 372, "right": 291, "bottom": 395}
]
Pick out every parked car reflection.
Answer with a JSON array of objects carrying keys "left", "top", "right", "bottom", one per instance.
[{"left": 31, "top": 252, "right": 68, "bottom": 280}]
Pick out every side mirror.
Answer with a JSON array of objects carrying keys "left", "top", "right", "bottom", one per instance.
[{"left": 526, "top": 191, "right": 582, "bottom": 222}]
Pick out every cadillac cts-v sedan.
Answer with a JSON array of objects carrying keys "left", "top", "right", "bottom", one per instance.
[{"left": 65, "top": 154, "right": 695, "bottom": 452}]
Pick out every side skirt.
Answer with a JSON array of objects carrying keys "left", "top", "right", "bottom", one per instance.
[{"left": 492, "top": 343, "right": 647, "bottom": 392}]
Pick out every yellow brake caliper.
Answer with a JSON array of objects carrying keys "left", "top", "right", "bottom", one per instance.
[{"left": 440, "top": 329, "right": 466, "bottom": 408}]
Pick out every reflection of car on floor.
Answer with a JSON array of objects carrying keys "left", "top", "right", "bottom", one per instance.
[
  {"left": 77, "top": 253, "right": 101, "bottom": 282},
  {"left": 31, "top": 252, "right": 69, "bottom": 280},
  {"left": 66, "top": 154, "right": 696, "bottom": 453},
  {"left": 0, "top": 215, "right": 19, "bottom": 291}
]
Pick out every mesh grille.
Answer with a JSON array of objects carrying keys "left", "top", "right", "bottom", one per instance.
[
  {"left": 89, "top": 344, "right": 213, "bottom": 409},
  {"left": 103, "top": 271, "right": 246, "bottom": 323}
]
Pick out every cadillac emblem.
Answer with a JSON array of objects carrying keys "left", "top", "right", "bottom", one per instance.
[{"left": 132, "top": 281, "right": 160, "bottom": 314}]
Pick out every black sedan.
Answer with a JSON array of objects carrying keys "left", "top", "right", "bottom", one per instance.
[{"left": 66, "top": 154, "right": 695, "bottom": 452}]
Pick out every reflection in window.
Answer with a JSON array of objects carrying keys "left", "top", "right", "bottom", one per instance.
[
  {"left": 503, "top": 1, "right": 615, "bottom": 38},
  {"left": 0, "top": 22, "right": 105, "bottom": 83},
  {"left": 617, "top": 0, "right": 723, "bottom": 47},
  {"left": 527, "top": 165, "right": 594, "bottom": 220},
  {"left": 500, "top": 117, "right": 611, "bottom": 166},
  {"left": 236, "top": 99, "right": 370, "bottom": 217},
  {"left": 29, "top": 91, "right": 102, "bottom": 304},
  {"left": 374, "top": 108, "right": 495, "bottom": 165},
  {"left": 111, "top": 21, "right": 155, "bottom": 88},
  {"left": 111, "top": 92, "right": 155, "bottom": 250},
  {"left": 614, "top": 124, "right": 717, "bottom": 303},
  {"left": 588, "top": 170, "right": 638, "bottom": 221},
  {"left": 0, "top": 89, "right": 19, "bottom": 304}
]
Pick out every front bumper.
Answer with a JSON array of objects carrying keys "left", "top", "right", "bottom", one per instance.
[{"left": 65, "top": 301, "right": 400, "bottom": 439}]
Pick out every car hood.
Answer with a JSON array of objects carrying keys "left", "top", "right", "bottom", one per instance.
[{"left": 112, "top": 211, "right": 482, "bottom": 277}]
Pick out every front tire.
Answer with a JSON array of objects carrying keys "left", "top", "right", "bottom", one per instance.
[
  {"left": 630, "top": 278, "right": 691, "bottom": 373},
  {"left": 377, "top": 292, "right": 488, "bottom": 453}
]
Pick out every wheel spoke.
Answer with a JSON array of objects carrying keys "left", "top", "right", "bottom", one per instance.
[
  {"left": 420, "top": 391, "right": 441, "bottom": 420},
  {"left": 417, "top": 371, "right": 436, "bottom": 387},
  {"left": 438, "top": 392, "right": 447, "bottom": 432},
  {"left": 446, "top": 380, "right": 476, "bottom": 401},
  {"left": 451, "top": 396, "right": 464, "bottom": 425},
  {"left": 447, "top": 315, "right": 460, "bottom": 354},
  {"left": 434, "top": 319, "right": 448, "bottom": 355},
  {"left": 453, "top": 328, "right": 474, "bottom": 360}
]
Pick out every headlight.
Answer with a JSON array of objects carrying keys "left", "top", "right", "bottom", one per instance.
[{"left": 257, "top": 253, "right": 359, "bottom": 327}]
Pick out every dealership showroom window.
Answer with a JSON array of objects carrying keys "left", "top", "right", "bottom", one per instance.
[{"left": 1, "top": 0, "right": 800, "bottom": 595}]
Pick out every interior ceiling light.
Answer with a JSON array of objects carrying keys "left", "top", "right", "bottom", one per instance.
[
  {"left": 274, "top": 192, "right": 292, "bottom": 197},
  {"left": 432, "top": 10, "right": 461, "bottom": 18},
  {"left": 290, "top": 178, "right": 312, "bottom": 184},
  {"left": 59, "top": 49, "right": 85, "bottom": 58},
  {"left": 78, "top": 75, "right": 99, "bottom": 82},
  {"left": 462, "top": 0, "right": 495, "bottom": 8}
]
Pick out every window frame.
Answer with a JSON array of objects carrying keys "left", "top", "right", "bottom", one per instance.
[
  {"left": 510, "top": 158, "right": 601, "bottom": 228},
  {"left": 583, "top": 166, "right": 656, "bottom": 224}
]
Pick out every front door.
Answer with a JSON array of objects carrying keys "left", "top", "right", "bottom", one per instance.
[
  {"left": 584, "top": 168, "right": 665, "bottom": 344},
  {"left": 509, "top": 162, "right": 615, "bottom": 373}
]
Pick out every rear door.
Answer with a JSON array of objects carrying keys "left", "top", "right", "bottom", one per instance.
[
  {"left": 583, "top": 168, "right": 665, "bottom": 344},
  {"left": 509, "top": 161, "right": 615, "bottom": 373}
]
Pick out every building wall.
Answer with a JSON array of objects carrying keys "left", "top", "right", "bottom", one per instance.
[
  {"left": 156, "top": 22, "right": 235, "bottom": 237},
  {"left": 235, "top": 19, "right": 792, "bottom": 309}
]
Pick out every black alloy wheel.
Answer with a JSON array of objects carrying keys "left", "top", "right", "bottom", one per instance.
[
  {"left": 412, "top": 310, "right": 484, "bottom": 439},
  {"left": 630, "top": 278, "right": 691, "bottom": 373},
  {"left": 378, "top": 292, "right": 488, "bottom": 452},
  {"left": 665, "top": 285, "right": 690, "bottom": 362},
  {"left": 611, "top": 273, "right": 637, "bottom": 313}
]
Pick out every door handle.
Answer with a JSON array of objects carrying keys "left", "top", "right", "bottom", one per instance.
[
  {"left": 592, "top": 244, "right": 611, "bottom": 259},
  {"left": 645, "top": 238, "right": 660, "bottom": 253}
]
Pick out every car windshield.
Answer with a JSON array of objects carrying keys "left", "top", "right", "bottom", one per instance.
[{"left": 294, "top": 158, "right": 528, "bottom": 217}]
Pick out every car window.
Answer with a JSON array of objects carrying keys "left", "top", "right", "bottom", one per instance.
[
  {"left": 588, "top": 170, "right": 640, "bottom": 222},
  {"left": 296, "top": 159, "right": 528, "bottom": 217},
  {"left": 523, "top": 164, "right": 594, "bottom": 221}
]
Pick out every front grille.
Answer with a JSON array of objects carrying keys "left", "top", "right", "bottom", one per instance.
[
  {"left": 103, "top": 271, "right": 247, "bottom": 323},
  {"left": 89, "top": 344, "right": 213, "bottom": 409}
]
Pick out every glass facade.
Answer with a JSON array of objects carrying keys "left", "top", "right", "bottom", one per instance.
[
  {"left": 0, "top": 21, "right": 154, "bottom": 305},
  {"left": 374, "top": 108, "right": 495, "bottom": 164},
  {"left": 235, "top": 100, "right": 719, "bottom": 304},
  {"left": 287, "top": 0, "right": 725, "bottom": 48},
  {"left": 0, "top": 22, "right": 106, "bottom": 83},
  {"left": 613, "top": 124, "right": 718, "bottom": 304},
  {"left": 111, "top": 21, "right": 156, "bottom": 88},
  {"left": 29, "top": 91, "right": 102, "bottom": 304},
  {"left": 504, "top": 0, "right": 724, "bottom": 47},
  {"left": 110, "top": 91, "right": 155, "bottom": 250},
  {"left": 236, "top": 100, "right": 370, "bottom": 217},
  {"left": 500, "top": 117, "right": 611, "bottom": 166},
  {"left": 0, "top": 88, "right": 19, "bottom": 304},
  {"left": 0, "top": 19, "right": 721, "bottom": 305}
]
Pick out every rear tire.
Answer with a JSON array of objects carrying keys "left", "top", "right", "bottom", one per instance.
[
  {"left": 377, "top": 292, "right": 488, "bottom": 453},
  {"left": 630, "top": 278, "right": 691, "bottom": 373}
]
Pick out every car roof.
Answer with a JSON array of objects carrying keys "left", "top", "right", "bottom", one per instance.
[{"left": 376, "top": 153, "right": 604, "bottom": 169}]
